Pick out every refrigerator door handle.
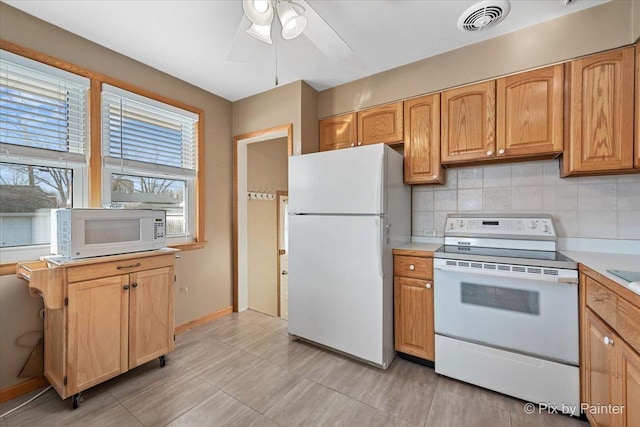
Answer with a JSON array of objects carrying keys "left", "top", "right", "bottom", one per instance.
[
  {"left": 375, "top": 152, "right": 384, "bottom": 214},
  {"left": 376, "top": 218, "right": 383, "bottom": 279}
]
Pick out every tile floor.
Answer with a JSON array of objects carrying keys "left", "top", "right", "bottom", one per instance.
[{"left": 0, "top": 310, "right": 588, "bottom": 427}]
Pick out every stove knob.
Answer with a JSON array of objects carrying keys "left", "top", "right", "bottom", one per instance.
[
  {"left": 542, "top": 223, "right": 550, "bottom": 233},
  {"left": 528, "top": 221, "right": 537, "bottom": 229},
  {"left": 457, "top": 219, "right": 465, "bottom": 228}
]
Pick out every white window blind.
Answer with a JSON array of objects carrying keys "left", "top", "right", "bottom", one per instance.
[
  {"left": 0, "top": 51, "right": 88, "bottom": 160},
  {"left": 102, "top": 85, "right": 198, "bottom": 176}
]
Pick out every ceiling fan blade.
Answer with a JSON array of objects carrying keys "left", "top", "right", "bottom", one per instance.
[
  {"left": 297, "top": 0, "right": 353, "bottom": 60},
  {"left": 227, "top": 15, "right": 258, "bottom": 62}
]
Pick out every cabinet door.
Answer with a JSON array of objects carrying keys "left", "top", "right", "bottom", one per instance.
[
  {"left": 496, "top": 65, "right": 563, "bottom": 157},
  {"left": 584, "top": 310, "right": 619, "bottom": 427},
  {"left": 129, "top": 267, "right": 175, "bottom": 368},
  {"left": 319, "top": 113, "right": 357, "bottom": 151},
  {"left": 357, "top": 102, "right": 403, "bottom": 146},
  {"left": 563, "top": 47, "right": 635, "bottom": 175},
  {"left": 404, "top": 94, "right": 442, "bottom": 184},
  {"left": 67, "top": 275, "right": 129, "bottom": 394},
  {"left": 620, "top": 341, "right": 640, "bottom": 427},
  {"left": 394, "top": 276, "right": 434, "bottom": 361},
  {"left": 441, "top": 81, "right": 496, "bottom": 163}
]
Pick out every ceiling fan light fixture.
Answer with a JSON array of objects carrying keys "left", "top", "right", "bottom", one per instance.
[
  {"left": 277, "top": 1, "right": 307, "bottom": 40},
  {"left": 243, "top": 0, "right": 274, "bottom": 26},
  {"left": 246, "top": 22, "right": 273, "bottom": 44}
]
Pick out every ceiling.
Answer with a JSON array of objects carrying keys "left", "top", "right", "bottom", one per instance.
[{"left": 3, "top": 0, "right": 610, "bottom": 102}]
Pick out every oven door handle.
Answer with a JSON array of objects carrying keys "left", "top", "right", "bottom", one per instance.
[{"left": 434, "top": 264, "right": 578, "bottom": 284}]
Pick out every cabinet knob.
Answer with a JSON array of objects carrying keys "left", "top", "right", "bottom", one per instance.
[
  {"left": 351, "top": 143, "right": 355, "bottom": 147},
  {"left": 498, "top": 149, "right": 505, "bottom": 155},
  {"left": 603, "top": 336, "right": 614, "bottom": 346},
  {"left": 425, "top": 282, "right": 432, "bottom": 289},
  {"left": 486, "top": 150, "right": 493, "bottom": 156},
  {"left": 593, "top": 297, "right": 599, "bottom": 302},
  {"left": 357, "top": 141, "right": 362, "bottom": 146},
  {"left": 123, "top": 285, "right": 130, "bottom": 290},
  {"left": 132, "top": 283, "right": 138, "bottom": 288},
  {"left": 409, "top": 264, "right": 415, "bottom": 271}
]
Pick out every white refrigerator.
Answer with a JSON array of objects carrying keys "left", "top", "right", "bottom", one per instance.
[{"left": 287, "top": 144, "right": 410, "bottom": 369}]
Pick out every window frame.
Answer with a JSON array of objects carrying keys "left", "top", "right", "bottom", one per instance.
[
  {"left": 100, "top": 85, "right": 199, "bottom": 243},
  {"left": 102, "top": 167, "right": 196, "bottom": 244},
  {"left": 0, "top": 40, "right": 206, "bottom": 262},
  {"left": 0, "top": 153, "right": 87, "bottom": 262}
]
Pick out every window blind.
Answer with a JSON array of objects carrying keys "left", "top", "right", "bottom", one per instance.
[
  {"left": 102, "top": 85, "right": 198, "bottom": 176},
  {"left": 0, "top": 52, "right": 88, "bottom": 157}
]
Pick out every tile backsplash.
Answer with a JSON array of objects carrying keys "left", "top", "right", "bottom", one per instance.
[{"left": 411, "top": 159, "right": 640, "bottom": 240}]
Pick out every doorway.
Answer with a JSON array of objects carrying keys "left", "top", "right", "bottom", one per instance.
[
  {"left": 277, "top": 192, "right": 288, "bottom": 319},
  {"left": 233, "top": 124, "right": 293, "bottom": 315}
]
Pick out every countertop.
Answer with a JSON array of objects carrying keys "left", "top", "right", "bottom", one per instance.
[
  {"left": 561, "top": 250, "right": 640, "bottom": 296},
  {"left": 393, "top": 243, "right": 442, "bottom": 255}
]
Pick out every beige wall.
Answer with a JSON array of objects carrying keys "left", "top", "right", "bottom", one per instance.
[
  {"left": 0, "top": 275, "right": 44, "bottom": 390},
  {"left": 0, "top": 3, "right": 233, "bottom": 390},
  {"left": 233, "top": 81, "right": 302, "bottom": 151},
  {"left": 232, "top": 80, "right": 319, "bottom": 155},
  {"left": 318, "top": 0, "right": 635, "bottom": 118},
  {"left": 247, "top": 138, "right": 288, "bottom": 316},
  {"left": 301, "top": 81, "right": 319, "bottom": 154},
  {"left": 634, "top": 0, "right": 640, "bottom": 41}
]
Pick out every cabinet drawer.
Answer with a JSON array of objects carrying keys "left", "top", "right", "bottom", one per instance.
[
  {"left": 586, "top": 276, "right": 617, "bottom": 328},
  {"left": 617, "top": 297, "right": 640, "bottom": 355},
  {"left": 67, "top": 253, "right": 175, "bottom": 283},
  {"left": 394, "top": 256, "right": 432, "bottom": 279}
]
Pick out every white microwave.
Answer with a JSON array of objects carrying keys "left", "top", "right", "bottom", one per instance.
[{"left": 51, "top": 208, "right": 167, "bottom": 259}]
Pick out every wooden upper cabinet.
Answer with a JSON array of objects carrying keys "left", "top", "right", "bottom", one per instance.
[
  {"left": 357, "top": 102, "right": 403, "bottom": 146},
  {"left": 636, "top": 43, "right": 640, "bottom": 169},
  {"left": 319, "top": 113, "right": 357, "bottom": 151},
  {"left": 563, "top": 46, "right": 635, "bottom": 175},
  {"left": 441, "top": 81, "right": 496, "bottom": 163},
  {"left": 404, "top": 94, "right": 442, "bottom": 184},
  {"left": 496, "top": 65, "right": 563, "bottom": 157}
]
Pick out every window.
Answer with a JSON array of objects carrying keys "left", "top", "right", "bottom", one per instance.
[
  {"left": 0, "top": 45, "right": 204, "bottom": 259},
  {"left": 101, "top": 85, "right": 198, "bottom": 243},
  {"left": 0, "top": 50, "right": 88, "bottom": 256}
]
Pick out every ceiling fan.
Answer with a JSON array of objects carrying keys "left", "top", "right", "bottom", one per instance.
[{"left": 227, "top": 0, "right": 353, "bottom": 62}]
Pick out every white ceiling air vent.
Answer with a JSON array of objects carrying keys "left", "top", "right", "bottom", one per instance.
[{"left": 457, "top": 0, "right": 511, "bottom": 32}]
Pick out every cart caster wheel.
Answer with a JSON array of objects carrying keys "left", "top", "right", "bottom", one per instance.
[
  {"left": 72, "top": 392, "right": 83, "bottom": 409},
  {"left": 159, "top": 355, "right": 166, "bottom": 367}
]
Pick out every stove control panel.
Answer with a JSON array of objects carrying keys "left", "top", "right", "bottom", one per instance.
[{"left": 444, "top": 215, "right": 556, "bottom": 237}]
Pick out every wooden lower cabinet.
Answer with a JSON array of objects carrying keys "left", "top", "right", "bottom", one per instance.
[
  {"left": 67, "top": 275, "right": 129, "bottom": 394},
  {"left": 129, "top": 267, "right": 175, "bottom": 368},
  {"left": 393, "top": 251, "right": 434, "bottom": 361},
  {"left": 394, "top": 277, "right": 434, "bottom": 360},
  {"left": 18, "top": 252, "right": 175, "bottom": 406},
  {"left": 581, "top": 268, "right": 640, "bottom": 427},
  {"left": 620, "top": 341, "right": 640, "bottom": 427},
  {"left": 584, "top": 310, "right": 619, "bottom": 427}
]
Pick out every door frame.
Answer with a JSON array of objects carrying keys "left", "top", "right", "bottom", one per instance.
[
  {"left": 276, "top": 190, "right": 288, "bottom": 317},
  {"left": 233, "top": 124, "right": 293, "bottom": 312}
]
